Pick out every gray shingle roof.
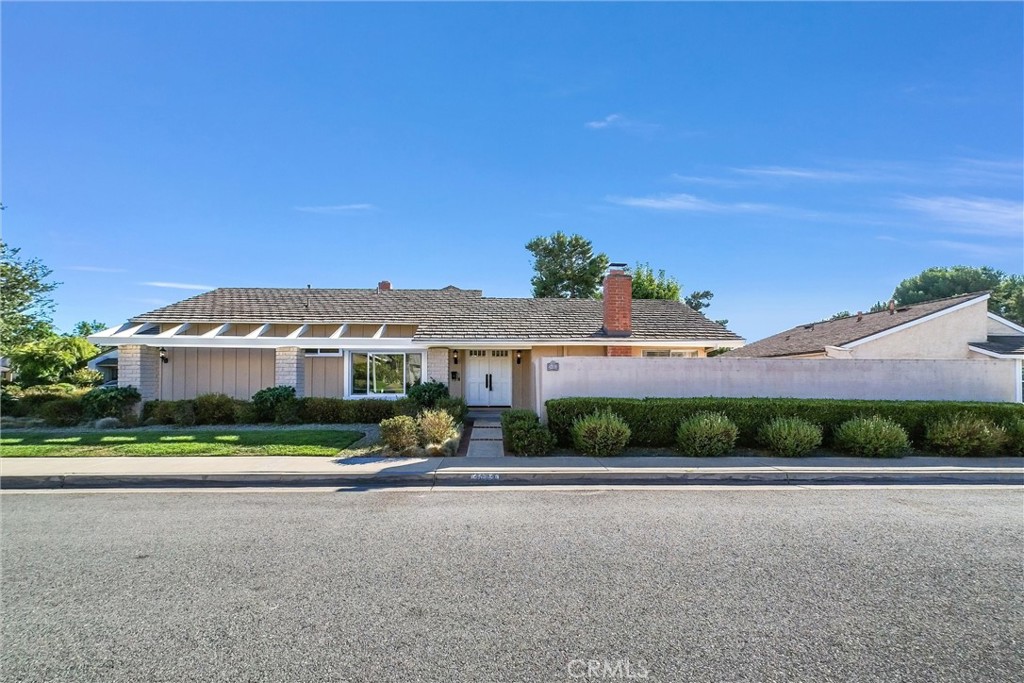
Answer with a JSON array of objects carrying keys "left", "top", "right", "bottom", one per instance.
[
  {"left": 725, "top": 292, "right": 988, "bottom": 358},
  {"left": 970, "top": 335, "right": 1024, "bottom": 356},
  {"left": 129, "top": 287, "right": 741, "bottom": 343}
]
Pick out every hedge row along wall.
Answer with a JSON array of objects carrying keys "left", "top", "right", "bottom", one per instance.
[{"left": 545, "top": 397, "right": 1024, "bottom": 448}]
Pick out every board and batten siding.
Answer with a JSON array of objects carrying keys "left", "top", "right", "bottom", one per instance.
[
  {"left": 304, "top": 357, "right": 346, "bottom": 398},
  {"left": 159, "top": 348, "right": 275, "bottom": 400}
]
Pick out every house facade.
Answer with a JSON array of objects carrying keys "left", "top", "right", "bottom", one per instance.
[{"left": 89, "top": 269, "right": 744, "bottom": 409}]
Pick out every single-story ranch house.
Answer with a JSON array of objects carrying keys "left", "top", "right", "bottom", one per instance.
[{"left": 89, "top": 269, "right": 745, "bottom": 409}]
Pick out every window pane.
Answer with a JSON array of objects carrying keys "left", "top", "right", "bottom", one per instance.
[
  {"left": 372, "top": 354, "right": 405, "bottom": 394},
  {"left": 351, "top": 353, "right": 368, "bottom": 395},
  {"left": 406, "top": 353, "right": 422, "bottom": 389},
  {"left": 644, "top": 350, "right": 670, "bottom": 357}
]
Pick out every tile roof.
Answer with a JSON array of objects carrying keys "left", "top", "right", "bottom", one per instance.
[
  {"left": 129, "top": 287, "right": 741, "bottom": 343},
  {"left": 725, "top": 292, "right": 989, "bottom": 358},
  {"left": 970, "top": 335, "right": 1024, "bottom": 356}
]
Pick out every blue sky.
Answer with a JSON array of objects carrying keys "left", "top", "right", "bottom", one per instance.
[{"left": 3, "top": 2, "right": 1022, "bottom": 343}]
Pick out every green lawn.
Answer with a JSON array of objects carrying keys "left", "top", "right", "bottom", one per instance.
[{"left": 0, "top": 429, "right": 364, "bottom": 457}]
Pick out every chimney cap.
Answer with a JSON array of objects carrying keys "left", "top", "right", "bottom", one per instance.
[{"left": 608, "top": 262, "right": 627, "bottom": 270}]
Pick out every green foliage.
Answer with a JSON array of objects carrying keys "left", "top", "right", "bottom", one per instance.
[
  {"left": 435, "top": 396, "right": 468, "bottom": 423},
  {"left": 993, "top": 274, "right": 1024, "bottom": 325},
  {"left": 630, "top": 263, "right": 681, "bottom": 300},
  {"left": 759, "top": 417, "right": 823, "bottom": 457},
  {"left": 299, "top": 397, "right": 349, "bottom": 423},
  {"left": 1003, "top": 417, "right": 1024, "bottom": 456},
  {"left": 252, "top": 386, "right": 297, "bottom": 422},
  {"left": 526, "top": 231, "right": 609, "bottom": 299},
  {"left": 832, "top": 416, "right": 910, "bottom": 458},
  {"left": 8, "top": 334, "right": 97, "bottom": 386},
  {"left": 346, "top": 399, "right": 396, "bottom": 424},
  {"left": 504, "top": 421, "right": 556, "bottom": 456},
  {"left": 173, "top": 401, "right": 197, "bottom": 427},
  {"left": 684, "top": 289, "right": 714, "bottom": 312},
  {"left": 380, "top": 415, "right": 419, "bottom": 451},
  {"left": 675, "top": 412, "right": 739, "bottom": 457},
  {"left": 418, "top": 409, "right": 457, "bottom": 445},
  {"left": 71, "top": 320, "right": 107, "bottom": 337},
  {"left": 80, "top": 386, "right": 141, "bottom": 420},
  {"left": 66, "top": 367, "right": 103, "bottom": 387},
  {"left": 545, "top": 397, "right": 1024, "bottom": 450},
  {"left": 193, "top": 393, "right": 237, "bottom": 425},
  {"left": 39, "top": 397, "right": 85, "bottom": 427},
  {"left": 571, "top": 409, "right": 631, "bottom": 457},
  {"left": 233, "top": 400, "right": 260, "bottom": 425},
  {"left": 501, "top": 409, "right": 542, "bottom": 430},
  {"left": 926, "top": 413, "right": 1008, "bottom": 457},
  {"left": 878, "top": 266, "right": 1023, "bottom": 325},
  {"left": 406, "top": 380, "right": 449, "bottom": 409},
  {"left": 0, "top": 241, "right": 59, "bottom": 355},
  {"left": 392, "top": 397, "right": 419, "bottom": 417},
  {"left": 829, "top": 311, "right": 853, "bottom": 321}
]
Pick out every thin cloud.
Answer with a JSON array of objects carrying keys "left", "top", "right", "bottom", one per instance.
[
  {"left": 68, "top": 265, "right": 126, "bottom": 273},
  {"left": 732, "top": 165, "right": 866, "bottom": 182},
  {"left": 140, "top": 281, "right": 214, "bottom": 291},
  {"left": 894, "top": 195, "right": 1023, "bottom": 238},
  {"left": 607, "top": 193, "right": 774, "bottom": 213},
  {"left": 585, "top": 113, "right": 661, "bottom": 137},
  {"left": 293, "top": 204, "right": 376, "bottom": 214},
  {"left": 585, "top": 114, "right": 624, "bottom": 129}
]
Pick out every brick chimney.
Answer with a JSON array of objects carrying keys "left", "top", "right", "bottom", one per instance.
[
  {"left": 377, "top": 280, "right": 392, "bottom": 292},
  {"left": 602, "top": 264, "right": 632, "bottom": 337}
]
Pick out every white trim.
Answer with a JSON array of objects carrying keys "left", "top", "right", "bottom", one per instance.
[
  {"left": 286, "top": 324, "right": 309, "bottom": 339},
  {"left": 1017, "top": 359, "right": 1023, "bottom": 403},
  {"left": 113, "top": 323, "right": 148, "bottom": 337},
  {"left": 330, "top": 324, "right": 349, "bottom": 339},
  {"left": 968, "top": 344, "right": 1024, "bottom": 359},
  {"left": 415, "top": 338, "right": 745, "bottom": 348},
  {"left": 87, "top": 336, "right": 418, "bottom": 350},
  {"left": 245, "top": 323, "right": 271, "bottom": 338},
  {"left": 201, "top": 323, "right": 232, "bottom": 338},
  {"left": 372, "top": 324, "right": 386, "bottom": 339},
  {"left": 988, "top": 312, "right": 1024, "bottom": 334},
  {"left": 843, "top": 295, "right": 990, "bottom": 349}
]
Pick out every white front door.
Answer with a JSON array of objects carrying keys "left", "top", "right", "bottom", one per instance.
[{"left": 465, "top": 350, "right": 513, "bottom": 407}]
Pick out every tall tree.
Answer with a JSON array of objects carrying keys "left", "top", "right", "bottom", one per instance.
[
  {"left": 7, "top": 333, "right": 97, "bottom": 386},
  {"left": 526, "top": 231, "right": 609, "bottom": 298},
  {"left": 0, "top": 241, "right": 60, "bottom": 355},
  {"left": 72, "top": 320, "right": 107, "bottom": 337},
  {"left": 886, "top": 266, "right": 1023, "bottom": 324},
  {"left": 630, "top": 263, "right": 681, "bottom": 300}
]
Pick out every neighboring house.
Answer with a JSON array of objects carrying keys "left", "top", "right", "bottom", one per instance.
[
  {"left": 88, "top": 269, "right": 744, "bottom": 408},
  {"left": 0, "top": 357, "right": 12, "bottom": 384},
  {"left": 86, "top": 349, "right": 119, "bottom": 384},
  {"left": 725, "top": 291, "right": 1023, "bottom": 401}
]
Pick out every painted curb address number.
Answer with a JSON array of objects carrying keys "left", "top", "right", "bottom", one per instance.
[{"left": 470, "top": 473, "right": 501, "bottom": 481}]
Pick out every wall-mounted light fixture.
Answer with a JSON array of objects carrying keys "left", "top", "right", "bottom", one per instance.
[
  {"left": 452, "top": 349, "right": 459, "bottom": 365},
  {"left": 515, "top": 350, "right": 522, "bottom": 365},
  {"left": 159, "top": 347, "right": 169, "bottom": 364}
]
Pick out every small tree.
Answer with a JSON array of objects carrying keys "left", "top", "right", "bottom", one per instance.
[
  {"left": 8, "top": 334, "right": 97, "bottom": 386},
  {"left": 0, "top": 242, "right": 60, "bottom": 355},
  {"left": 630, "top": 263, "right": 681, "bottom": 300},
  {"left": 526, "top": 231, "right": 609, "bottom": 298}
]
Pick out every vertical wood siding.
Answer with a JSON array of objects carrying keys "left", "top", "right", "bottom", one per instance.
[
  {"left": 303, "top": 357, "right": 346, "bottom": 398},
  {"left": 160, "top": 348, "right": 275, "bottom": 400}
]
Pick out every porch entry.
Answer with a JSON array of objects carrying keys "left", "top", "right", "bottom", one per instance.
[{"left": 466, "top": 350, "right": 512, "bottom": 407}]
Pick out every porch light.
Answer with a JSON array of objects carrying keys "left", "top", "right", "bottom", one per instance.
[
  {"left": 452, "top": 349, "right": 459, "bottom": 365},
  {"left": 158, "top": 347, "right": 169, "bottom": 364},
  {"left": 516, "top": 350, "right": 521, "bottom": 365}
]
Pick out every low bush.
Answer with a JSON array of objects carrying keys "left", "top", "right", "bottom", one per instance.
[
  {"left": 80, "top": 386, "right": 141, "bottom": 420},
  {"left": 193, "top": 393, "right": 237, "bottom": 425},
  {"left": 380, "top": 415, "right": 419, "bottom": 451},
  {"left": 142, "top": 400, "right": 183, "bottom": 425},
  {"left": 418, "top": 409, "right": 457, "bottom": 445},
  {"left": 505, "top": 421, "right": 556, "bottom": 456},
  {"left": 67, "top": 368, "right": 104, "bottom": 387},
  {"left": 571, "top": 409, "right": 631, "bottom": 457},
  {"left": 833, "top": 416, "right": 909, "bottom": 458},
  {"left": 252, "top": 386, "right": 297, "bottom": 422},
  {"left": 173, "top": 400, "right": 197, "bottom": 427},
  {"left": 392, "top": 397, "right": 420, "bottom": 418},
  {"left": 233, "top": 400, "right": 260, "bottom": 425},
  {"left": 546, "top": 397, "right": 1024, "bottom": 449},
  {"left": 436, "top": 396, "right": 468, "bottom": 424},
  {"left": 501, "top": 409, "right": 541, "bottom": 430},
  {"left": 39, "top": 398, "right": 85, "bottom": 427},
  {"left": 759, "top": 417, "right": 823, "bottom": 457},
  {"left": 94, "top": 417, "right": 122, "bottom": 429},
  {"left": 406, "top": 380, "right": 449, "bottom": 409},
  {"left": 345, "top": 399, "right": 395, "bottom": 424},
  {"left": 675, "top": 412, "right": 738, "bottom": 457},
  {"left": 298, "top": 397, "right": 347, "bottom": 424},
  {"left": 926, "top": 413, "right": 1007, "bottom": 457},
  {"left": 1004, "top": 417, "right": 1024, "bottom": 456}
]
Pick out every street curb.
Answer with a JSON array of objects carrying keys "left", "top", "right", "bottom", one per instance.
[{"left": 2, "top": 469, "right": 1021, "bottom": 489}]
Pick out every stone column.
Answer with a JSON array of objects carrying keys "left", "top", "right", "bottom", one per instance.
[
  {"left": 275, "top": 347, "right": 305, "bottom": 397},
  {"left": 118, "top": 344, "right": 160, "bottom": 400},
  {"left": 426, "top": 347, "right": 450, "bottom": 387}
]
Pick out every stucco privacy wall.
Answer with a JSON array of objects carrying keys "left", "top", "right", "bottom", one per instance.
[
  {"left": 848, "top": 301, "right": 987, "bottom": 359},
  {"left": 160, "top": 348, "right": 275, "bottom": 401},
  {"left": 532, "top": 357, "right": 1019, "bottom": 419}
]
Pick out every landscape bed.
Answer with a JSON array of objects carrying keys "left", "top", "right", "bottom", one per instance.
[{"left": 0, "top": 429, "right": 364, "bottom": 457}]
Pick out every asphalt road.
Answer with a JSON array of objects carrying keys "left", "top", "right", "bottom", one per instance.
[{"left": 2, "top": 487, "right": 1022, "bottom": 683}]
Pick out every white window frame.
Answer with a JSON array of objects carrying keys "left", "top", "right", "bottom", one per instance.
[
  {"left": 347, "top": 350, "right": 424, "bottom": 399},
  {"left": 643, "top": 349, "right": 699, "bottom": 358}
]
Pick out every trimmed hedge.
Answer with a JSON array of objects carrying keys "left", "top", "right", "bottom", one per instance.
[{"left": 546, "top": 397, "right": 1024, "bottom": 450}]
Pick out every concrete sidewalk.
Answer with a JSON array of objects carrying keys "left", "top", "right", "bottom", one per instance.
[{"left": 2, "top": 455, "right": 1022, "bottom": 489}]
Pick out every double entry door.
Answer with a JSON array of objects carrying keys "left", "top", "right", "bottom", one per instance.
[{"left": 465, "top": 350, "right": 512, "bottom": 407}]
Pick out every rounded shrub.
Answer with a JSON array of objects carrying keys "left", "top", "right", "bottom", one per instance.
[
  {"left": 406, "top": 380, "right": 449, "bottom": 409},
  {"left": 832, "top": 415, "right": 910, "bottom": 458},
  {"left": 571, "top": 409, "right": 631, "bottom": 457},
  {"left": 39, "top": 398, "right": 85, "bottom": 427},
  {"left": 1003, "top": 417, "right": 1024, "bottom": 456},
  {"left": 505, "top": 422, "right": 556, "bottom": 456},
  {"left": 418, "top": 408, "right": 457, "bottom": 445},
  {"left": 759, "top": 417, "right": 823, "bottom": 457},
  {"left": 926, "top": 413, "right": 1008, "bottom": 457},
  {"left": 435, "top": 396, "right": 468, "bottom": 424},
  {"left": 251, "top": 386, "right": 297, "bottom": 423},
  {"left": 500, "top": 409, "right": 540, "bottom": 430},
  {"left": 675, "top": 411, "right": 739, "bottom": 457},
  {"left": 233, "top": 400, "right": 260, "bottom": 425},
  {"left": 193, "top": 393, "right": 237, "bottom": 425},
  {"left": 80, "top": 386, "right": 141, "bottom": 420},
  {"left": 380, "top": 415, "right": 419, "bottom": 451},
  {"left": 173, "top": 401, "right": 197, "bottom": 427}
]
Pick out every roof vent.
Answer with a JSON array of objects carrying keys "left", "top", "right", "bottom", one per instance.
[
  {"left": 857, "top": 311, "right": 863, "bottom": 322},
  {"left": 888, "top": 299, "right": 896, "bottom": 315}
]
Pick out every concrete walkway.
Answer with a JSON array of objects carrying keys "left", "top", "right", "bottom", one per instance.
[
  {"left": 2, "top": 455, "right": 1021, "bottom": 489},
  {"left": 465, "top": 417, "right": 505, "bottom": 458}
]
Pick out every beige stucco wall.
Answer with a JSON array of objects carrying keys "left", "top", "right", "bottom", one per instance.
[
  {"left": 988, "top": 315, "right": 1022, "bottom": 335},
  {"left": 847, "top": 300, "right": 989, "bottom": 359},
  {"left": 159, "top": 348, "right": 275, "bottom": 400}
]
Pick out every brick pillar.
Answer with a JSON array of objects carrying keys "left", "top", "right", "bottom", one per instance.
[
  {"left": 602, "top": 268, "right": 632, "bottom": 337},
  {"left": 426, "top": 347, "right": 449, "bottom": 387},
  {"left": 275, "top": 347, "right": 305, "bottom": 397},
  {"left": 118, "top": 344, "right": 160, "bottom": 400},
  {"left": 606, "top": 346, "right": 633, "bottom": 357}
]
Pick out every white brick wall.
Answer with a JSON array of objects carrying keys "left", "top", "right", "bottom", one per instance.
[
  {"left": 117, "top": 344, "right": 160, "bottom": 401},
  {"left": 275, "top": 347, "right": 306, "bottom": 397},
  {"left": 426, "top": 347, "right": 449, "bottom": 386}
]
